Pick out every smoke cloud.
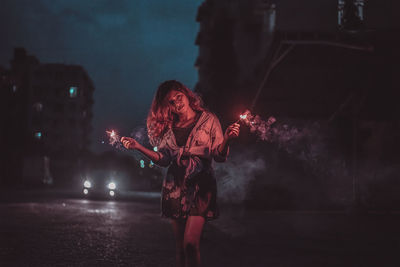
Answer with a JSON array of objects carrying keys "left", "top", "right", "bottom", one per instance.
[
  {"left": 218, "top": 113, "right": 353, "bottom": 208},
  {"left": 215, "top": 149, "right": 267, "bottom": 204},
  {"left": 240, "top": 111, "right": 348, "bottom": 180}
]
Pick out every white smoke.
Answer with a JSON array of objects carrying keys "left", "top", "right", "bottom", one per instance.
[
  {"left": 239, "top": 110, "right": 276, "bottom": 141},
  {"left": 241, "top": 111, "right": 349, "bottom": 179},
  {"left": 215, "top": 149, "right": 266, "bottom": 204},
  {"left": 130, "top": 126, "right": 149, "bottom": 145}
]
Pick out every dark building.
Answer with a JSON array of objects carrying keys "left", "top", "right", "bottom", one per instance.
[
  {"left": 195, "top": 0, "right": 400, "bottom": 123},
  {"left": 1, "top": 48, "right": 94, "bottom": 187},
  {"left": 195, "top": 0, "right": 400, "bottom": 210},
  {"left": 194, "top": 0, "right": 379, "bottom": 121},
  {"left": 195, "top": 0, "right": 277, "bottom": 119}
]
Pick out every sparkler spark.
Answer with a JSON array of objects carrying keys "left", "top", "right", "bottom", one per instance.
[
  {"left": 237, "top": 110, "right": 317, "bottom": 152},
  {"left": 238, "top": 110, "right": 276, "bottom": 141},
  {"left": 104, "top": 127, "right": 158, "bottom": 171},
  {"left": 105, "top": 130, "right": 123, "bottom": 149}
]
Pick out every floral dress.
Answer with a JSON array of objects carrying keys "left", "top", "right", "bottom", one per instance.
[{"left": 156, "top": 111, "right": 228, "bottom": 221}]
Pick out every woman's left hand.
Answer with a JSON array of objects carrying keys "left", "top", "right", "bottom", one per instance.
[{"left": 224, "top": 123, "right": 240, "bottom": 141}]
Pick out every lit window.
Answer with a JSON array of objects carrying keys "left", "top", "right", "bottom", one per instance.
[
  {"left": 69, "top": 87, "right": 78, "bottom": 98},
  {"left": 35, "top": 132, "right": 42, "bottom": 139}
]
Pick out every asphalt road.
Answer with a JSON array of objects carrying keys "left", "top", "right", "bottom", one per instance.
[{"left": 1, "top": 194, "right": 400, "bottom": 267}]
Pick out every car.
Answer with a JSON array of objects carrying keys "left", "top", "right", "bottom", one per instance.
[{"left": 81, "top": 170, "right": 128, "bottom": 199}]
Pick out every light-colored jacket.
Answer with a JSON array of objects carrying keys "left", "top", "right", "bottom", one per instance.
[{"left": 157, "top": 111, "right": 228, "bottom": 179}]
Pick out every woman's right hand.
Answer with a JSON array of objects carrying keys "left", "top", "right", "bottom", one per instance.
[{"left": 120, "top": 137, "right": 139, "bottom": 150}]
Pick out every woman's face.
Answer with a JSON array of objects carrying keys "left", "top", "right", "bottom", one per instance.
[{"left": 165, "top": 90, "right": 190, "bottom": 115}]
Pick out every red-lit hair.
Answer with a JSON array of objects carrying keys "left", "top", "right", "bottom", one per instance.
[{"left": 147, "top": 80, "right": 205, "bottom": 145}]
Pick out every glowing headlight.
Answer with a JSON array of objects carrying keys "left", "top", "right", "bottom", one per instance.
[
  {"left": 83, "top": 189, "right": 89, "bottom": 195},
  {"left": 109, "top": 190, "right": 115, "bottom": 197},
  {"left": 108, "top": 182, "right": 116, "bottom": 190},
  {"left": 84, "top": 180, "right": 91, "bottom": 188}
]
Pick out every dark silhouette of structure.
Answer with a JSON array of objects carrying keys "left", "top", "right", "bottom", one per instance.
[
  {"left": 194, "top": 0, "right": 400, "bottom": 210},
  {"left": 1, "top": 48, "right": 94, "bottom": 187},
  {"left": 338, "top": 0, "right": 365, "bottom": 31}
]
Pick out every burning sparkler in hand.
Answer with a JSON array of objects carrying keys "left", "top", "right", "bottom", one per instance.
[
  {"left": 237, "top": 110, "right": 276, "bottom": 141},
  {"left": 105, "top": 130, "right": 123, "bottom": 149},
  {"left": 235, "top": 114, "right": 248, "bottom": 124}
]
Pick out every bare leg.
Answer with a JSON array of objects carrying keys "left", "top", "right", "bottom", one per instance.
[
  {"left": 171, "top": 219, "right": 186, "bottom": 267},
  {"left": 184, "top": 216, "right": 205, "bottom": 267}
]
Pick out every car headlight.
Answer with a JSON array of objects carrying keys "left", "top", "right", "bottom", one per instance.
[
  {"left": 108, "top": 182, "right": 116, "bottom": 190},
  {"left": 84, "top": 180, "right": 91, "bottom": 188}
]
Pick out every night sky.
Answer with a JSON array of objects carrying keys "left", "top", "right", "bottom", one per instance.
[{"left": 0, "top": 0, "right": 200, "bottom": 152}]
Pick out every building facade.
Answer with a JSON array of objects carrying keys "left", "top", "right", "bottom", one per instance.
[
  {"left": 1, "top": 48, "right": 94, "bottom": 186},
  {"left": 195, "top": 0, "right": 277, "bottom": 120}
]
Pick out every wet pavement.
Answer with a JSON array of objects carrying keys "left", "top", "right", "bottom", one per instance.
[{"left": 1, "top": 192, "right": 400, "bottom": 267}]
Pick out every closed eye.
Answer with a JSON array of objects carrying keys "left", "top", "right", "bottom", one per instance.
[{"left": 168, "top": 94, "right": 184, "bottom": 105}]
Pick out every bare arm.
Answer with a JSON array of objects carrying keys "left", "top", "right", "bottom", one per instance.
[
  {"left": 218, "top": 122, "right": 240, "bottom": 156},
  {"left": 121, "top": 137, "right": 162, "bottom": 163}
]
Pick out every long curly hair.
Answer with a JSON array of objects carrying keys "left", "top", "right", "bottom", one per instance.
[{"left": 147, "top": 80, "right": 205, "bottom": 146}]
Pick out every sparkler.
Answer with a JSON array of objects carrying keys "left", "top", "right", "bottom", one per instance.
[
  {"left": 234, "top": 114, "right": 248, "bottom": 124},
  {"left": 105, "top": 129, "right": 154, "bottom": 170},
  {"left": 239, "top": 114, "right": 248, "bottom": 120},
  {"left": 236, "top": 110, "right": 276, "bottom": 141},
  {"left": 105, "top": 130, "right": 123, "bottom": 149},
  {"left": 237, "top": 110, "right": 316, "bottom": 150}
]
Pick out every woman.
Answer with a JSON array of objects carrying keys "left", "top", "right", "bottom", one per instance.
[{"left": 121, "top": 80, "right": 240, "bottom": 267}]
